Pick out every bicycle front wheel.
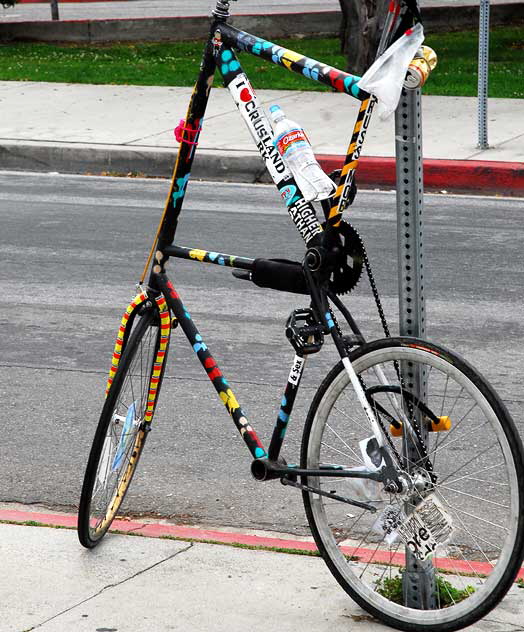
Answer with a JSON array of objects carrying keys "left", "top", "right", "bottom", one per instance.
[
  {"left": 78, "top": 303, "right": 167, "bottom": 548},
  {"left": 301, "top": 337, "right": 524, "bottom": 632}
]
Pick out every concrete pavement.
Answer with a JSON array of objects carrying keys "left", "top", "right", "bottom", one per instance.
[
  {"left": 1, "top": 507, "right": 523, "bottom": 632},
  {"left": 0, "top": 81, "right": 522, "bottom": 194}
]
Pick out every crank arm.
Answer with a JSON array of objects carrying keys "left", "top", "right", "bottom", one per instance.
[{"left": 281, "top": 476, "right": 377, "bottom": 513}]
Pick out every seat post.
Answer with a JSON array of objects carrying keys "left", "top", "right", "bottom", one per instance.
[{"left": 212, "top": 0, "right": 236, "bottom": 19}]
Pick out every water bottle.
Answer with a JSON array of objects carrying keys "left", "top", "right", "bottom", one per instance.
[
  {"left": 269, "top": 105, "right": 335, "bottom": 203},
  {"left": 344, "top": 466, "right": 389, "bottom": 503}
]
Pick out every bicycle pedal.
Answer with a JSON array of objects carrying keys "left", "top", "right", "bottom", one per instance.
[{"left": 285, "top": 308, "right": 324, "bottom": 355}]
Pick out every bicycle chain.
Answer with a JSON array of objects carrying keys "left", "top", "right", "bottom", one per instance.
[
  {"left": 362, "top": 246, "right": 391, "bottom": 338},
  {"left": 321, "top": 168, "right": 434, "bottom": 479},
  {"left": 327, "top": 303, "right": 403, "bottom": 467},
  {"left": 333, "top": 231, "right": 435, "bottom": 479}
]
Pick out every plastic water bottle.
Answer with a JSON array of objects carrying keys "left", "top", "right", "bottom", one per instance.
[
  {"left": 269, "top": 105, "right": 335, "bottom": 202},
  {"left": 344, "top": 466, "right": 389, "bottom": 503}
]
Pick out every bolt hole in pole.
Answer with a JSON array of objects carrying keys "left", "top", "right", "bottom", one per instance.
[{"left": 478, "top": 0, "right": 490, "bottom": 149}]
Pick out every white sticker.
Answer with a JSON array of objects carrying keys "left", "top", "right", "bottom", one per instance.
[
  {"left": 288, "top": 356, "right": 305, "bottom": 386},
  {"left": 359, "top": 436, "right": 385, "bottom": 471},
  {"left": 397, "top": 495, "right": 454, "bottom": 561},
  {"left": 373, "top": 504, "right": 405, "bottom": 544},
  {"left": 228, "top": 73, "right": 290, "bottom": 183}
]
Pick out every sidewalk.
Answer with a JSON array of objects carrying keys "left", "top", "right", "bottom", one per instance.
[
  {"left": 1, "top": 507, "right": 523, "bottom": 632},
  {"left": 0, "top": 81, "right": 522, "bottom": 194}
]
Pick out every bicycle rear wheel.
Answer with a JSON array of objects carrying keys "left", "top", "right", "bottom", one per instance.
[
  {"left": 301, "top": 337, "right": 524, "bottom": 632},
  {"left": 78, "top": 303, "right": 167, "bottom": 548}
]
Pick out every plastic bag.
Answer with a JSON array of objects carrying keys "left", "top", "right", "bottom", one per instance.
[{"left": 357, "top": 23, "right": 425, "bottom": 120}]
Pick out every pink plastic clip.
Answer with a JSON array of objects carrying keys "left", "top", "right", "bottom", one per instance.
[{"left": 174, "top": 119, "right": 199, "bottom": 145}]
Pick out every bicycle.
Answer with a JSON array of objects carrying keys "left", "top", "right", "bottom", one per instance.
[{"left": 77, "top": 1, "right": 524, "bottom": 630}]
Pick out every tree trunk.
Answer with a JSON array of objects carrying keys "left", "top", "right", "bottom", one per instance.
[
  {"left": 50, "top": 0, "right": 59, "bottom": 20},
  {"left": 339, "top": 0, "right": 388, "bottom": 76}
]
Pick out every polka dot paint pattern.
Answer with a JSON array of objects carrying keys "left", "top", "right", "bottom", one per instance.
[
  {"left": 160, "top": 276, "right": 267, "bottom": 460},
  {"left": 217, "top": 25, "right": 368, "bottom": 99}
]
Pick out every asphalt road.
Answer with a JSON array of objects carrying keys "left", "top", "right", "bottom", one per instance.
[{"left": 0, "top": 172, "right": 522, "bottom": 535}]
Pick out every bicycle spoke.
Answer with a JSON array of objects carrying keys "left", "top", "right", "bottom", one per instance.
[
  {"left": 80, "top": 310, "right": 163, "bottom": 544},
  {"left": 303, "top": 341, "right": 523, "bottom": 629}
]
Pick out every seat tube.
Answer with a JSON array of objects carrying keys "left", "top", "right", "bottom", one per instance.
[{"left": 216, "top": 43, "right": 324, "bottom": 248}]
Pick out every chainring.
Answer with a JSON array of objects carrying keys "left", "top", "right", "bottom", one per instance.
[{"left": 324, "top": 220, "right": 366, "bottom": 295}]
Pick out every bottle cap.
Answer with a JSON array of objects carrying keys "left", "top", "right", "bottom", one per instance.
[{"left": 269, "top": 104, "right": 284, "bottom": 121}]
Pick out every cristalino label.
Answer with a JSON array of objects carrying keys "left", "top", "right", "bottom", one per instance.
[{"left": 276, "top": 129, "right": 308, "bottom": 156}]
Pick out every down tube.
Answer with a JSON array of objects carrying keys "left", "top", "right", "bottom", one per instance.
[
  {"left": 156, "top": 272, "right": 268, "bottom": 460},
  {"left": 326, "top": 0, "right": 402, "bottom": 226},
  {"left": 326, "top": 96, "right": 377, "bottom": 227}
]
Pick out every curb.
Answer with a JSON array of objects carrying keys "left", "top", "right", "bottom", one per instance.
[
  {"left": 317, "top": 154, "right": 524, "bottom": 196},
  {"left": 1, "top": 4, "right": 523, "bottom": 43},
  {"left": 0, "top": 509, "right": 319, "bottom": 553},
  {"left": 0, "top": 142, "right": 265, "bottom": 182},
  {"left": 2, "top": 508, "right": 523, "bottom": 580},
  {"left": 0, "top": 141, "right": 522, "bottom": 196}
]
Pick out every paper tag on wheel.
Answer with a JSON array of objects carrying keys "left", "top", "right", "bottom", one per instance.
[
  {"left": 396, "top": 494, "right": 454, "bottom": 560},
  {"left": 373, "top": 504, "right": 405, "bottom": 544}
]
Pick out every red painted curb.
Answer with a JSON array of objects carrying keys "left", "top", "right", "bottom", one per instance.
[
  {"left": 0, "top": 508, "right": 317, "bottom": 550},
  {"left": 317, "top": 155, "right": 524, "bottom": 196},
  {"left": 2, "top": 509, "right": 523, "bottom": 580}
]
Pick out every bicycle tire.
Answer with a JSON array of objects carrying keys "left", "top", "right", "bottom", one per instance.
[
  {"left": 301, "top": 337, "right": 524, "bottom": 632},
  {"left": 78, "top": 304, "right": 167, "bottom": 548}
]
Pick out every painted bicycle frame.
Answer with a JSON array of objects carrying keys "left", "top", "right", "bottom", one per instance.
[{"left": 109, "top": 1, "right": 408, "bottom": 486}]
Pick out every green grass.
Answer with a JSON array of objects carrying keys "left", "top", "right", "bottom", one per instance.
[
  {"left": 376, "top": 575, "right": 475, "bottom": 606},
  {"left": 0, "top": 26, "right": 522, "bottom": 97},
  {"left": 424, "top": 26, "right": 524, "bottom": 98}
]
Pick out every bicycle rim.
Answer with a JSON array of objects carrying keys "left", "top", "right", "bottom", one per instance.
[
  {"left": 301, "top": 338, "right": 524, "bottom": 631},
  {"left": 78, "top": 306, "right": 163, "bottom": 547}
]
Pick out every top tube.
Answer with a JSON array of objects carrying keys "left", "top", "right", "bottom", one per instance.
[{"left": 217, "top": 23, "right": 369, "bottom": 101}]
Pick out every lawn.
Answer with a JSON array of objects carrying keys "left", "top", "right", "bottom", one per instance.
[{"left": 0, "top": 26, "right": 522, "bottom": 97}]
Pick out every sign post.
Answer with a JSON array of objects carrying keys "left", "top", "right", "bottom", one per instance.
[
  {"left": 478, "top": 0, "right": 490, "bottom": 149},
  {"left": 395, "top": 85, "right": 436, "bottom": 608}
]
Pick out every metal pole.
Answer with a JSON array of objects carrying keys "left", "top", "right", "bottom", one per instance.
[
  {"left": 395, "top": 87, "right": 436, "bottom": 609},
  {"left": 395, "top": 87, "right": 425, "bottom": 341},
  {"left": 50, "top": 0, "right": 59, "bottom": 21},
  {"left": 478, "top": 0, "right": 490, "bottom": 149}
]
